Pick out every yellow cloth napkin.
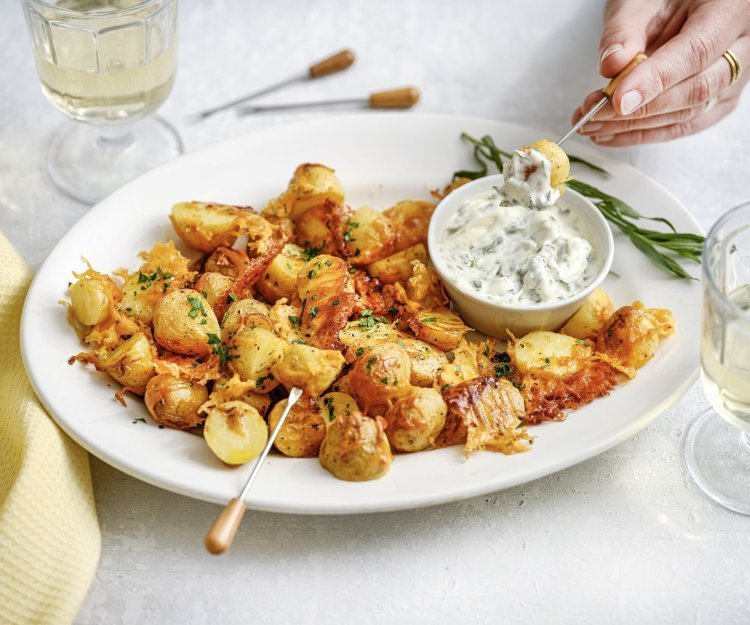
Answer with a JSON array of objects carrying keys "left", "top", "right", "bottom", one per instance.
[{"left": 0, "top": 230, "right": 100, "bottom": 625}]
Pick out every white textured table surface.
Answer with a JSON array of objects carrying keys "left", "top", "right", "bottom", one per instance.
[{"left": 3, "top": 1, "right": 750, "bottom": 624}]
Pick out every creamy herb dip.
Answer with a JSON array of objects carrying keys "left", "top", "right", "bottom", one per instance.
[
  {"left": 437, "top": 188, "right": 597, "bottom": 305},
  {"left": 501, "top": 148, "right": 559, "bottom": 209}
]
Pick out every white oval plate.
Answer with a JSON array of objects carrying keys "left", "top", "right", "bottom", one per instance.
[{"left": 21, "top": 114, "right": 701, "bottom": 514}]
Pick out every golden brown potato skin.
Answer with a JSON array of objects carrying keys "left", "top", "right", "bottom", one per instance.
[
  {"left": 227, "top": 327, "right": 287, "bottom": 392},
  {"left": 193, "top": 272, "right": 234, "bottom": 309},
  {"left": 144, "top": 374, "right": 209, "bottom": 429},
  {"left": 271, "top": 343, "right": 345, "bottom": 398},
  {"left": 255, "top": 243, "right": 307, "bottom": 303},
  {"left": 69, "top": 272, "right": 119, "bottom": 326},
  {"left": 99, "top": 332, "right": 155, "bottom": 390},
  {"left": 336, "top": 206, "right": 395, "bottom": 265},
  {"left": 382, "top": 200, "right": 435, "bottom": 252},
  {"left": 348, "top": 343, "right": 412, "bottom": 414},
  {"left": 268, "top": 396, "right": 327, "bottom": 457},
  {"left": 319, "top": 412, "right": 392, "bottom": 481},
  {"left": 152, "top": 289, "right": 221, "bottom": 357},
  {"left": 220, "top": 298, "right": 272, "bottom": 341},
  {"left": 385, "top": 387, "right": 447, "bottom": 452},
  {"left": 560, "top": 288, "right": 615, "bottom": 339},
  {"left": 596, "top": 302, "right": 674, "bottom": 376},
  {"left": 406, "top": 307, "right": 471, "bottom": 351},
  {"left": 365, "top": 244, "right": 428, "bottom": 284},
  {"left": 169, "top": 202, "right": 253, "bottom": 252}
]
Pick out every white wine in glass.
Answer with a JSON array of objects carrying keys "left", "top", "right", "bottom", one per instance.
[
  {"left": 21, "top": 0, "right": 182, "bottom": 204},
  {"left": 684, "top": 201, "right": 750, "bottom": 514}
]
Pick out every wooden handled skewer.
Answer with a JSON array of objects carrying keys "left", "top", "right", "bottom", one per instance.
[
  {"left": 204, "top": 386, "right": 304, "bottom": 555},
  {"left": 557, "top": 52, "right": 647, "bottom": 145},
  {"left": 237, "top": 86, "right": 420, "bottom": 114},
  {"left": 193, "top": 49, "right": 356, "bottom": 121}
]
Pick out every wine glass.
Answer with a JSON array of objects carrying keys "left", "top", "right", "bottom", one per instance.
[
  {"left": 684, "top": 201, "right": 750, "bottom": 514},
  {"left": 20, "top": 0, "right": 183, "bottom": 204}
]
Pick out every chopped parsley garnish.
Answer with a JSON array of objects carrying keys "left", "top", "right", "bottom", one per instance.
[
  {"left": 187, "top": 295, "right": 207, "bottom": 319},
  {"left": 420, "top": 316, "right": 437, "bottom": 323},
  {"left": 356, "top": 347, "right": 365, "bottom": 357},
  {"left": 323, "top": 396, "right": 335, "bottom": 421},
  {"left": 309, "top": 306, "right": 319, "bottom": 319},
  {"left": 289, "top": 315, "right": 300, "bottom": 326},
  {"left": 381, "top": 377, "right": 388, "bottom": 385},
  {"left": 366, "top": 357, "right": 377, "bottom": 371},
  {"left": 307, "top": 269, "right": 317, "bottom": 279},
  {"left": 575, "top": 339, "right": 590, "bottom": 347},
  {"left": 301, "top": 244, "right": 325, "bottom": 261},
  {"left": 348, "top": 267, "right": 357, "bottom": 274},
  {"left": 137, "top": 266, "right": 173, "bottom": 288},
  {"left": 388, "top": 305, "right": 399, "bottom": 315},
  {"left": 291, "top": 338, "right": 306, "bottom": 344},
  {"left": 226, "top": 293, "right": 238, "bottom": 304},
  {"left": 358, "top": 309, "right": 386, "bottom": 328},
  {"left": 343, "top": 230, "right": 355, "bottom": 243},
  {"left": 207, "top": 333, "right": 234, "bottom": 366},
  {"left": 332, "top": 299, "right": 340, "bottom": 307}
]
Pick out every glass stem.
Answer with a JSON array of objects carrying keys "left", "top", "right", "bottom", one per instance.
[{"left": 95, "top": 123, "right": 136, "bottom": 152}]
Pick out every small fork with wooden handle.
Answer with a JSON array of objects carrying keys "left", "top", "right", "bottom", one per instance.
[{"left": 204, "top": 386, "right": 303, "bottom": 555}]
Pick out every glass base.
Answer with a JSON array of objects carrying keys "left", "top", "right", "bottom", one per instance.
[
  {"left": 683, "top": 408, "right": 750, "bottom": 515},
  {"left": 46, "top": 115, "right": 184, "bottom": 205}
]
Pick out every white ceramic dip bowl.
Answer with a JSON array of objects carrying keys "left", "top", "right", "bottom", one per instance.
[{"left": 427, "top": 174, "right": 614, "bottom": 338}]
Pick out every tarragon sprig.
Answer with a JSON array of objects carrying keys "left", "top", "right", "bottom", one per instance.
[{"left": 453, "top": 133, "right": 703, "bottom": 280}]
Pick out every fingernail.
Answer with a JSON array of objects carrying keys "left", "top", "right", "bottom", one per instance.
[
  {"left": 594, "top": 135, "right": 615, "bottom": 143},
  {"left": 580, "top": 122, "right": 602, "bottom": 134},
  {"left": 599, "top": 44, "right": 624, "bottom": 66},
  {"left": 620, "top": 90, "right": 643, "bottom": 115}
]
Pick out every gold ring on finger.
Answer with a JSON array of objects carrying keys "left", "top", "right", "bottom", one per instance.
[{"left": 723, "top": 49, "right": 742, "bottom": 85}]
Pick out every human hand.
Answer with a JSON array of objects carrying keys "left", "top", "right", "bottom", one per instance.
[{"left": 572, "top": 0, "right": 749, "bottom": 146}]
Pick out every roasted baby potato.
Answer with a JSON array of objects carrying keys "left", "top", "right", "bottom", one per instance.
[
  {"left": 319, "top": 411, "right": 392, "bottom": 481},
  {"left": 220, "top": 298, "right": 272, "bottom": 341},
  {"left": 267, "top": 396, "right": 327, "bottom": 457},
  {"left": 385, "top": 387, "right": 447, "bottom": 452},
  {"left": 227, "top": 327, "right": 287, "bottom": 392},
  {"left": 69, "top": 271, "right": 119, "bottom": 326},
  {"left": 406, "top": 307, "right": 471, "bottom": 351},
  {"left": 286, "top": 164, "right": 345, "bottom": 220},
  {"left": 382, "top": 200, "right": 435, "bottom": 252},
  {"left": 204, "top": 401, "right": 268, "bottom": 465},
  {"left": 297, "top": 254, "right": 355, "bottom": 349},
  {"left": 348, "top": 344, "right": 412, "bottom": 413},
  {"left": 509, "top": 330, "right": 593, "bottom": 378},
  {"left": 561, "top": 288, "right": 615, "bottom": 339},
  {"left": 170, "top": 202, "right": 254, "bottom": 252},
  {"left": 366, "top": 244, "right": 429, "bottom": 284},
  {"left": 438, "top": 376, "right": 530, "bottom": 454},
  {"left": 144, "top": 374, "right": 209, "bottom": 429},
  {"left": 268, "top": 300, "right": 306, "bottom": 343},
  {"left": 271, "top": 343, "right": 345, "bottom": 397},
  {"left": 98, "top": 332, "right": 155, "bottom": 390},
  {"left": 338, "top": 206, "right": 394, "bottom": 265},
  {"left": 255, "top": 243, "right": 307, "bottom": 303},
  {"left": 526, "top": 139, "right": 570, "bottom": 192},
  {"left": 398, "top": 337, "right": 449, "bottom": 387},
  {"left": 293, "top": 202, "right": 339, "bottom": 255},
  {"left": 319, "top": 392, "right": 360, "bottom": 425},
  {"left": 193, "top": 272, "right": 234, "bottom": 309},
  {"left": 152, "top": 289, "right": 221, "bottom": 356},
  {"left": 597, "top": 302, "right": 674, "bottom": 376}
]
